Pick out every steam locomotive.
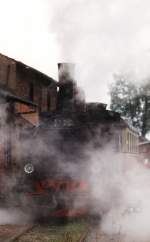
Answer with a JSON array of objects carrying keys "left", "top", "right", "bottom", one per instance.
[
  {"left": 15, "top": 105, "right": 121, "bottom": 220},
  {"left": 13, "top": 64, "right": 121, "bottom": 220}
]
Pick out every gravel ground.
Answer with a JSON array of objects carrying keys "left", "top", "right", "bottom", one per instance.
[
  {"left": 85, "top": 231, "right": 121, "bottom": 242},
  {"left": 0, "top": 225, "right": 32, "bottom": 242}
]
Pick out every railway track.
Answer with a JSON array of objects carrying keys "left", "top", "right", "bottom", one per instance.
[
  {"left": 85, "top": 231, "right": 121, "bottom": 242},
  {"left": 13, "top": 220, "right": 89, "bottom": 242},
  {"left": 82, "top": 225, "right": 122, "bottom": 242},
  {"left": 0, "top": 221, "right": 104, "bottom": 242},
  {"left": 0, "top": 224, "right": 34, "bottom": 242}
]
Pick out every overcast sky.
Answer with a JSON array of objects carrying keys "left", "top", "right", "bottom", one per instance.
[{"left": 1, "top": 0, "right": 150, "bottom": 103}]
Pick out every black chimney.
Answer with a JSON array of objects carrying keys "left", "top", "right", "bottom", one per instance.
[{"left": 57, "top": 63, "right": 76, "bottom": 111}]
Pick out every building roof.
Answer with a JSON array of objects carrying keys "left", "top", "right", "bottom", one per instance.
[
  {"left": 139, "top": 136, "right": 150, "bottom": 145},
  {"left": 86, "top": 102, "right": 107, "bottom": 109},
  {"left": 0, "top": 89, "right": 37, "bottom": 106},
  {"left": 0, "top": 53, "right": 57, "bottom": 86},
  {"left": 139, "top": 141, "right": 150, "bottom": 146},
  {"left": 119, "top": 118, "right": 139, "bottom": 134}
]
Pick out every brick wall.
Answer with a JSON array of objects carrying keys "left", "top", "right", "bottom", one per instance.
[
  {"left": 0, "top": 54, "right": 57, "bottom": 114},
  {"left": 0, "top": 54, "right": 16, "bottom": 91},
  {"left": 16, "top": 67, "right": 30, "bottom": 99},
  {"left": 15, "top": 64, "right": 57, "bottom": 113},
  {"left": 50, "top": 86, "right": 57, "bottom": 111}
]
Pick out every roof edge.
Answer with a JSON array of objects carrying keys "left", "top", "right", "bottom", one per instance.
[{"left": 0, "top": 53, "right": 57, "bottom": 85}]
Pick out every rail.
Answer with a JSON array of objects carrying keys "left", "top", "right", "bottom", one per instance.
[{"left": 0, "top": 224, "right": 35, "bottom": 242}]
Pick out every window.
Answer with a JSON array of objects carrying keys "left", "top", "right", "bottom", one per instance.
[
  {"left": 6, "top": 64, "right": 10, "bottom": 85},
  {"left": 47, "top": 90, "right": 51, "bottom": 111},
  {"left": 126, "top": 132, "right": 129, "bottom": 152},
  {"left": 29, "top": 82, "right": 34, "bottom": 101},
  {"left": 41, "top": 87, "right": 47, "bottom": 112},
  {"left": 4, "top": 132, "right": 12, "bottom": 171},
  {"left": 118, "top": 134, "right": 122, "bottom": 151}
]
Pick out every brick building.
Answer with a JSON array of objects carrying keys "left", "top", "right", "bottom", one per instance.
[
  {"left": 0, "top": 53, "right": 57, "bottom": 114},
  {"left": 0, "top": 53, "right": 58, "bottom": 177},
  {"left": 0, "top": 90, "right": 37, "bottom": 176}
]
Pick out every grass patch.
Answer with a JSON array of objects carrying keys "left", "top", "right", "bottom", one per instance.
[{"left": 15, "top": 220, "right": 88, "bottom": 242}]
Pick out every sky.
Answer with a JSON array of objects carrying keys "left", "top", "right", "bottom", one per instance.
[{"left": 1, "top": 0, "right": 150, "bottom": 104}]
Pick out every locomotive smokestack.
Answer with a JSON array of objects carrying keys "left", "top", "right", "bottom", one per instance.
[
  {"left": 57, "top": 63, "right": 85, "bottom": 112},
  {"left": 57, "top": 63, "right": 76, "bottom": 111},
  {"left": 58, "top": 63, "right": 75, "bottom": 84}
]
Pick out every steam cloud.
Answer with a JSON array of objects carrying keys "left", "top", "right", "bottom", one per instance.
[
  {"left": 47, "top": 4, "right": 150, "bottom": 239},
  {"left": 0, "top": 209, "right": 31, "bottom": 225},
  {"left": 49, "top": 0, "right": 150, "bottom": 103},
  {"left": 0, "top": 81, "right": 149, "bottom": 242}
]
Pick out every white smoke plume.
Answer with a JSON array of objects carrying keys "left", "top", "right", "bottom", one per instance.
[
  {"left": 0, "top": 82, "right": 149, "bottom": 242},
  {"left": 80, "top": 143, "right": 150, "bottom": 242},
  {"left": 44, "top": 5, "right": 150, "bottom": 240},
  {"left": 48, "top": 0, "right": 150, "bottom": 103},
  {"left": 0, "top": 209, "right": 31, "bottom": 225}
]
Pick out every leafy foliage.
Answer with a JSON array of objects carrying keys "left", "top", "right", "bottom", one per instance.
[{"left": 110, "top": 74, "right": 150, "bottom": 136}]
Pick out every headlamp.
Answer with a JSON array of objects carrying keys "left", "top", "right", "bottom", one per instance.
[{"left": 24, "top": 163, "right": 34, "bottom": 174}]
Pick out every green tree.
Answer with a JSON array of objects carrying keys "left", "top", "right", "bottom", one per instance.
[
  {"left": 110, "top": 74, "right": 150, "bottom": 136},
  {"left": 139, "top": 81, "right": 150, "bottom": 136}
]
